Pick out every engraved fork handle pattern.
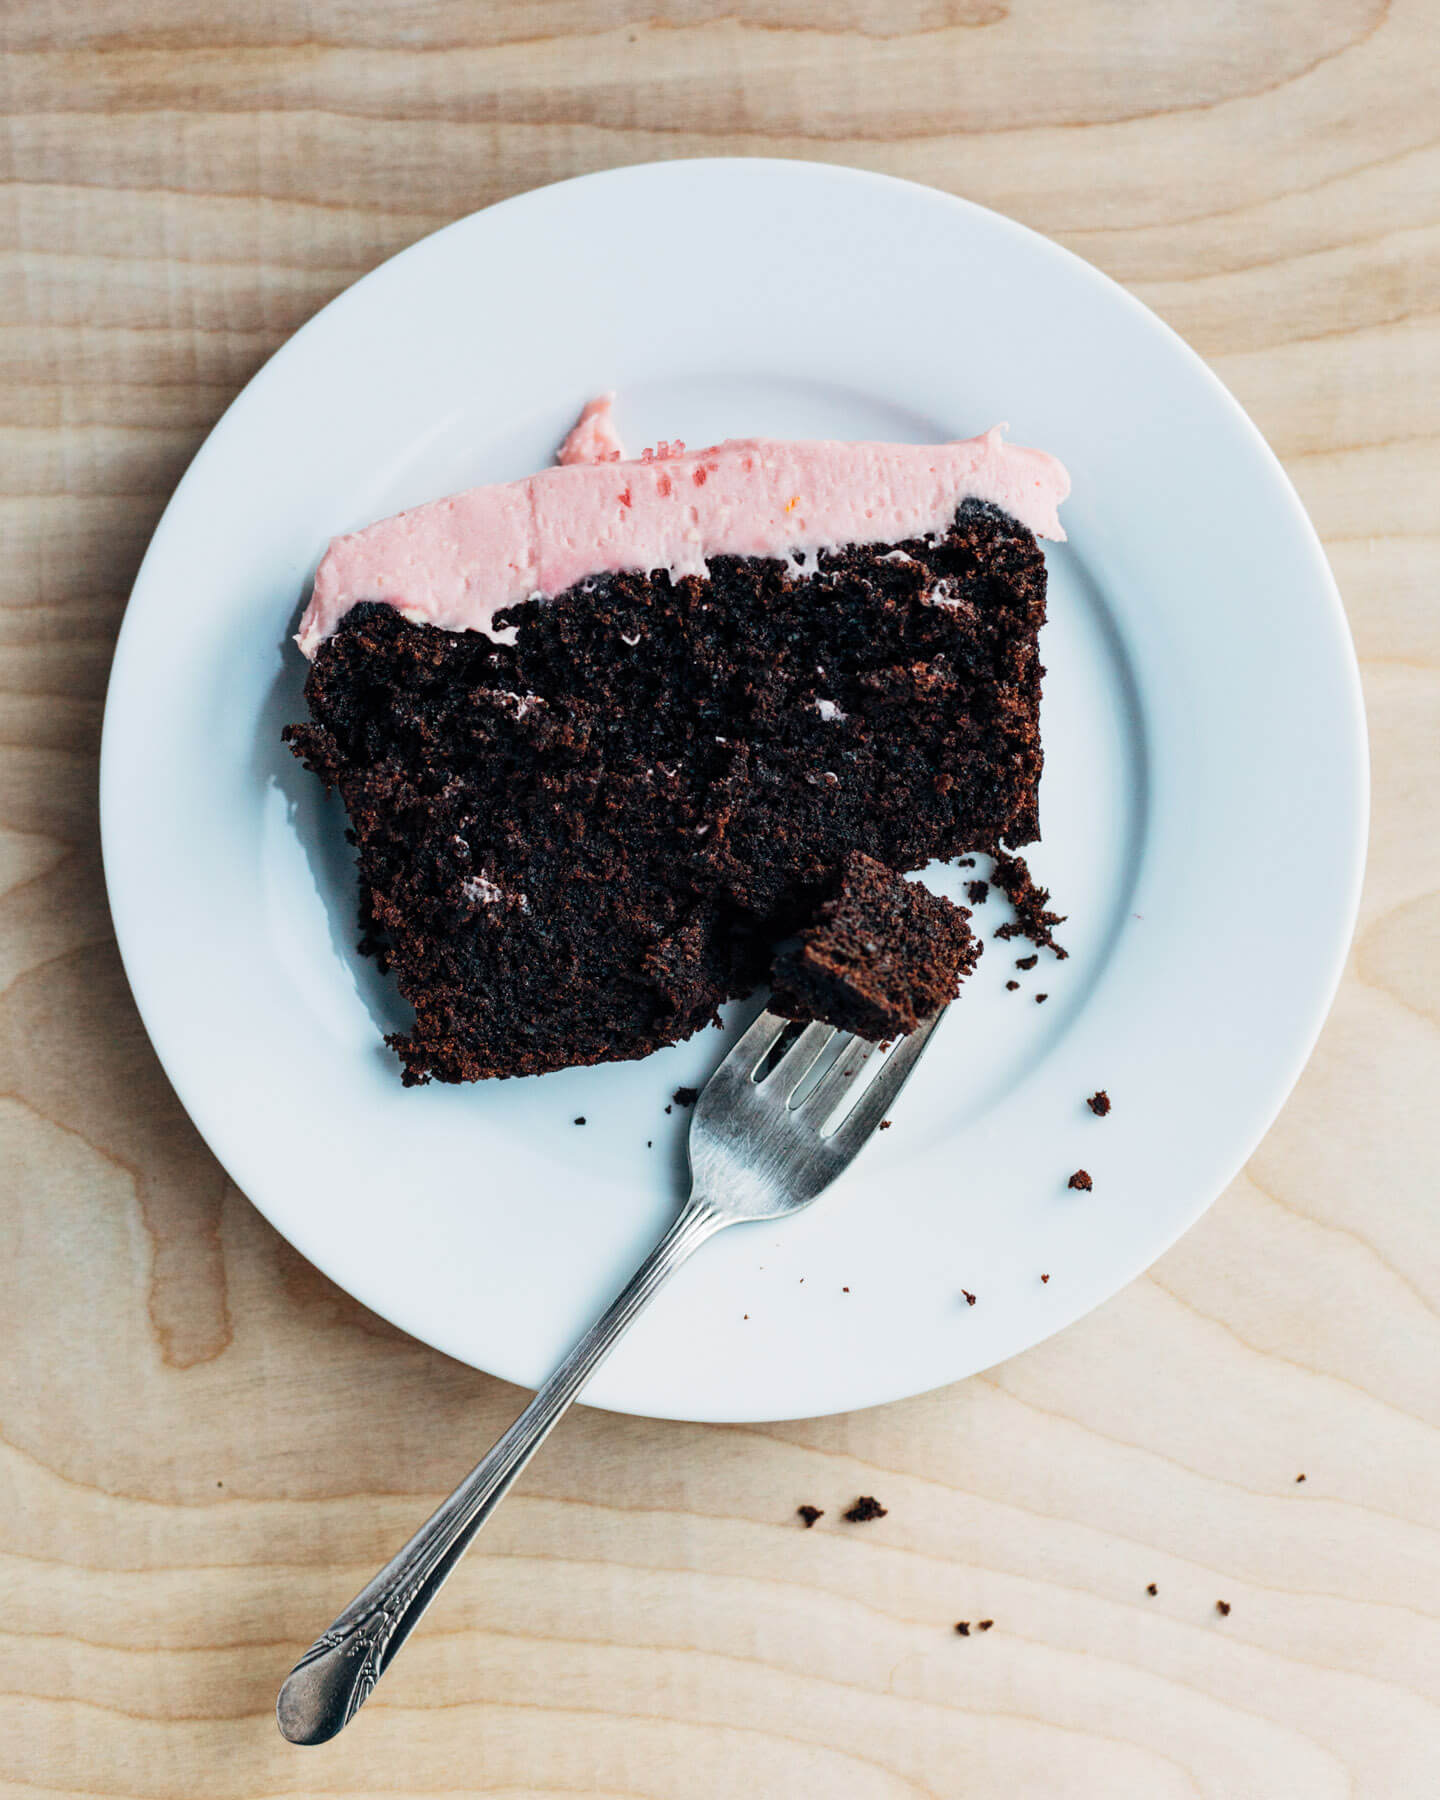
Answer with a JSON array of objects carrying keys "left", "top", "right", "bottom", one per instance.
[{"left": 276, "top": 1196, "right": 725, "bottom": 1744}]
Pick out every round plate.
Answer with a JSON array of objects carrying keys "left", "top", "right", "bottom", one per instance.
[{"left": 100, "top": 160, "right": 1367, "bottom": 1422}]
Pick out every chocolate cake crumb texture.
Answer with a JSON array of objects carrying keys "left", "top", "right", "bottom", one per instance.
[
  {"left": 962, "top": 1289, "right": 977, "bottom": 1306},
  {"left": 1216, "top": 1600, "right": 1231, "bottom": 1617},
  {"left": 977, "top": 1619, "right": 993, "bottom": 1631},
  {"left": 843, "top": 1495, "right": 888, "bottom": 1523},
  {"left": 955, "top": 1621, "right": 971, "bottom": 1636},
  {"left": 797, "top": 1505, "right": 823, "bottom": 1528},
  {"left": 1041, "top": 1273, "right": 1050, "bottom": 1283},
  {"left": 285, "top": 499, "right": 1048, "bottom": 1085},
  {"left": 1015, "top": 954, "right": 1038, "bottom": 970},
  {"left": 1068, "top": 1169, "right": 1093, "bottom": 1191},
  {"left": 1087, "top": 1090, "right": 1111, "bottom": 1116},
  {"left": 1296, "top": 1473, "right": 1306, "bottom": 1483},
  {"left": 770, "top": 852, "right": 979, "bottom": 1041},
  {"left": 1006, "top": 979, "right": 1020, "bottom": 990},
  {"left": 1035, "top": 992, "right": 1048, "bottom": 1004},
  {"left": 573, "top": 1116, "right": 586, "bottom": 1125},
  {"left": 990, "top": 851, "right": 1068, "bottom": 957},
  {"left": 1146, "top": 1583, "right": 1158, "bottom": 1597},
  {"left": 672, "top": 1085, "right": 698, "bottom": 1107},
  {"left": 879, "top": 1119, "right": 892, "bottom": 1130},
  {"left": 965, "top": 879, "right": 989, "bottom": 905}
]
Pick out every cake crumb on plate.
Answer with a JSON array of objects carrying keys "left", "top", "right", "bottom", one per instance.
[{"left": 990, "top": 851, "right": 1068, "bottom": 957}]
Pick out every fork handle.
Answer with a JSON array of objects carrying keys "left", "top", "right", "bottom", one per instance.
[{"left": 276, "top": 1194, "right": 726, "bottom": 1745}]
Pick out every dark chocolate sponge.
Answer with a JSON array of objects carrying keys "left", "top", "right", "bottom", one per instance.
[
  {"left": 284, "top": 499, "right": 1046, "bottom": 1083},
  {"left": 769, "top": 852, "right": 979, "bottom": 1040}
]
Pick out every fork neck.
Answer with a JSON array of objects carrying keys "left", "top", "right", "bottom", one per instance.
[{"left": 535, "top": 1193, "right": 728, "bottom": 1414}]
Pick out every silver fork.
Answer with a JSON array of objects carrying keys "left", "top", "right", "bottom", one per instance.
[{"left": 276, "top": 1005, "right": 944, "bottom": 1744}]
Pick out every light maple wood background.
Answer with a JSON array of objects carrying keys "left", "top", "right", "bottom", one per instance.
[{"left": 3, "top": 2, "right": 1438, "bottom": 1795}]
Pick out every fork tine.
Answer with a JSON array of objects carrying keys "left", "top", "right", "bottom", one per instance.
[
  {"left": 724, "top": 1007, "right": 792, "bottom": 1081},
  {"left": 769, "top": 1020, "right": 839, "bottom": 1100},
  {"left": 796, "top": 1032, "right": 879, "bottom": 1123},
  {"left": 829, "top": 1010, "right": 945, "bottom": 1151}
]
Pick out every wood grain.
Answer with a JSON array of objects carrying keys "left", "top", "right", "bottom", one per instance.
[{"left": 2, "top": 2, "right": 1437, "bottom": 1793}]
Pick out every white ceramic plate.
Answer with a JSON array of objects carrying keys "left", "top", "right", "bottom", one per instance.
[{"left": 101, "top": 160, "right": 1367, "bottom": 1422}]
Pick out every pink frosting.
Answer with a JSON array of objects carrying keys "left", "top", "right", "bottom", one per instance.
[
  {"left": 298, "top": 412, "right": 1069, "bottom": 657},
  {"left": 555, "top": 392, "right": 627, "bottom": 465}
]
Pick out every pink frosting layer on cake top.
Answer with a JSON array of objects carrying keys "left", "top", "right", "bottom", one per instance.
[{"left": 297, "top": 400, "right": 1069, "bottom": 657}]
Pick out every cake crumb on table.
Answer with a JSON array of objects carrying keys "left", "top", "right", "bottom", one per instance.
[
  {"left": 843, "top": 1495, "right": 888, "bottom": 1523},
  {"left": 879, "top": 1119, "right": 892, "bottom": 1130},
  {"left": 573, "top": 1116, "right": 586, "bottom": 1125},
  {"left": 1146, "top": 1583, "right": 1158, "bottom": 1596},
  {"left": 955, "top": 1621, "right": 970, "bottom": 1635},
  {"left": 1035, "top": 992, "right": 1048, "bottom": 1004},
  {"left": 1068, "top": 1169, "right": 1093, "bottom": 1191},
  {"left": 962, "top": 1288, "right": 977, "bottom": 1306},
  {"left": 965, "top": 879, "right": 990, "bottom": 905},
  {"left": 672, "top": 1085, "right": 698, "bottom": 1106},
  {"left": 797, "top": 1505, "right": 823, "bottom": 1528},
  {"left": 1041, "top": 1273, "right": 1050, "bottom": 1283},
  {"left": 1216, "top": 1600, "right": 1231, "bottom": 1617},
  {"left": 1006, "top": 980, "right": 1020, "bottom": 991},
  {"left": 1295, "top": 1473, "right": 1307, "bottom": 1483},
  {"left": 1087, "top": 1090, "right": 1112, "bottom": 1116},
  {"left": 1015, "top": 954, "right": 1038, "bottom": 970},
  {"left": 977, "top": 1619, "right": 994, "bottom": 1631}
]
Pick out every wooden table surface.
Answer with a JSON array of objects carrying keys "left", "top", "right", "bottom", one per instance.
[{"left": 3, "top": 3, "right": 1438, "bottom": 1794}]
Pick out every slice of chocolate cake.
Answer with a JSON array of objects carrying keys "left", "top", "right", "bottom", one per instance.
[
  {"left": 770, "top": 853, "right": 979, "bottom": 1040},
  {"left": 284, "top": 400, "right": 1068, "bottom": 1084}
]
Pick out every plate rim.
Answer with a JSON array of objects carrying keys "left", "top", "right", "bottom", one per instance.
[{"left": 99, "top": 157, "right": 1369, "bottom": 1421}]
